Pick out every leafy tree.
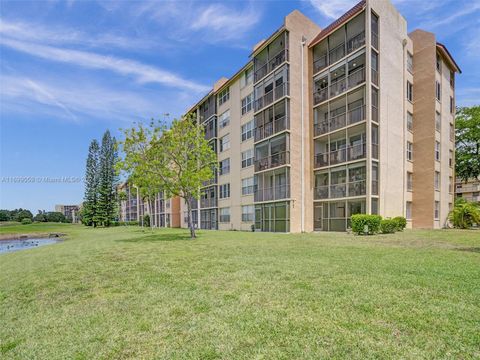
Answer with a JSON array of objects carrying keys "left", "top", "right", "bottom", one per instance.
[
  {"left": 119, "top": 116, "right": 216, "bottom": 238},
  {"left": 83, "top": 139, "right": 100, "bottom": 226},
  {"left": 0, "top": 210, "right": 11, "bottom": 221},
  {"left": 95, "top": 131, "right": 119, "bottom": 227},
  {"left": 45, "top": 212, "right": 67, "bottom": 223},
  {"left": 34, "top": 210, "right": 47, "bottom": 222},
  {"left": 13, "top": 209, "right": 33, "bottom": 222},
  {"left": 449, "top": 198, "right": 480, "bottom": 229},
  {"left": 455, "top": 106, "right": 480, "bottom": 182}
]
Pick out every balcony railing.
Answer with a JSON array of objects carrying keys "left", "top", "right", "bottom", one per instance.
[
  {"left": 200, "top": 198, "right": 217, "bottom": 208},
  {"left": 313, "top": 54, "right": 328, "bottom": 74},
  {"left": 204, "top": 125, "right": 217, "bottom": 140},
  {"left": 254, "top": 183, "right": 290, "bottom": 202},
  {"left": 314, "top": 105, "right": 366, "bottom": 137},
  {"left": 347, "top": 31, "right": 365, "bottom": 53},
  {"left": 329, "top": 42, "right": 345, "bottom": 64},
  {"left": 254, "top": 82, "right": 289, "bottom": 112},
  {"left": 254, "top": 151, "right": 290, "bottom": 172},
  {"left": 314, "top": 180, "right": 366, "bottom": 200},
  {"left": 314, "top": 142, "right": 366, "bottom": 168},
  {"left": 254, "top": 49, "right": 289, "bottom": 83},
  {"left": 254, "top": 115, "right": 289, "bottom": 142},
  {"left": 314, "top": 67, "right": 365, "bottom": 105}
]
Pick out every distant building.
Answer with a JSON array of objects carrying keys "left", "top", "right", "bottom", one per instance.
[
  {"left": 55, "top": 204, "right": 80, "bottom": 223},
  {"left": 455, "top": 178, "right": 480, "bottom": 203}
]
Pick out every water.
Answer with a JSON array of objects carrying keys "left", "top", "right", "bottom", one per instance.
[{"left": 0, "top": 238, "right": 61, "bottom": 254}]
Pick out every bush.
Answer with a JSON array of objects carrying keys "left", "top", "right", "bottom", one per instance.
[
  {"left": 392, "top": 216, "right": 407, "bottom": 231},
  {"left": 21, "top": 218, "right": 32, "bottom": 225},
  {"left": 142, "top": 214, "right": 150, "bottom": 227},
  {"left": 351, "top": 214, "right": 382, "bottom": 235},
  {"left": 380, "top": 219, "right": 397, "bottom": 234},
  {"left": 449, "top": 201, "right": 480, "bottom": 229}
]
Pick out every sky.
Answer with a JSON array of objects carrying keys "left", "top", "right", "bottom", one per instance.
[{"left": 1, "top": 0, "right": 479, "bottom": 213}]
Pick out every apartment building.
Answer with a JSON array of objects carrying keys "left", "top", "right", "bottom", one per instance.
[
  {"left": 456, "top": 178, "right": 480, "bottom": 203},
  {"left": 55, "top": 204, "right": 80, "bottom": 223},
  {"left": 121, "top": 0, "right": 460, "bottom": 232}
]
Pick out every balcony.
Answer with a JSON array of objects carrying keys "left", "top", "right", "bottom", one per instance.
[
  {"left": 347, "top": 31, "right": 365, "bottom": 53},
  {"left": 202, "top": 171, "right": 217, "bottom": 187},
  {"left": 254, "top": 115, "right": 289, "bottom": 142},
  {"left": 314, "top": 105, "right": 365, "bottom": 137},
  {"left": 254, "top": 82, "right": 289, "bottom": 112},
  {"left": 314, "top": 143, "right": 366, "bottom": 168},
  {"left": 200, "top": 198, "right": 217, "bottom": 208},
  {"left": 254, "top": 183, "right": 290, "bottom": 202},
  {"left": 314, "top": 67, "right": 365, "bottom": 106},
  {"left": 254, "top": 49, "right": 289, "bottom": 83},
  {"left": 314, "top": 180, "right": 366, "bottom": 200},
  {"left": 254, "top": 151, "right": 290, "bottom": 172}
]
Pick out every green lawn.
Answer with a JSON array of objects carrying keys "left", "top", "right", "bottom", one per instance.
[{"left": 1, "top": 224, "right": 479, "bottom": 359}]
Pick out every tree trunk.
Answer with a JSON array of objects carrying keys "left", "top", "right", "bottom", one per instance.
[
  {"left": 149, "top": 198, "right": 154, "bottom": 230},
  {"left": 186, "top": 197, "right": 196, "bottom": 239}
]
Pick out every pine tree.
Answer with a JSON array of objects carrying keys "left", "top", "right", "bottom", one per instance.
[
  {"left": 82, "top": 139, "right": 100, "bottom": 226},
  {"left": 95, "top": 130, "right": 118, "bottom": 227}
]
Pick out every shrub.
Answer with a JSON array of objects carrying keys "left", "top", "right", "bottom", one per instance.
[
  {"left": 449, "top": 201, "right": 480, "bottom": 229},
  {"left": 142, "top": 214, "right": 150, "bottom": 227},
  {"left": 392, "top": 216, "right": 407, "bottom": 231},
  {"left": 21, "top": 218, "right": 32, "bottom": 225},
  {"left": 351, "top": 214, "right": 382, "bottom": 235},
  {"left": 380, "top": 219, "right": 397, "bottom": 234}
]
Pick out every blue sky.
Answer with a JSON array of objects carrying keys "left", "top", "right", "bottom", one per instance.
[{"left": 1, "top": 0, "right": 479, "bottom": 212}]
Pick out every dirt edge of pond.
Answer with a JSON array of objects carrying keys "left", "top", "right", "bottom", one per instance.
[{"left": 0, "top": 233, "right": 67, "bottom": 241}]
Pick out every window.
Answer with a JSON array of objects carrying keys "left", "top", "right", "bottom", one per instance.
[
  {"left": 219, "top": 207, "right": 230, "bottom": 222},
  {"left": 436, "top": 54, "right": 441, "bottom": 73},
  {"left": 220, "top": 134, "right": 230, "bottom": 152},
  {"left": 219, "top": 158, "right": 230, "bottom": 175},
  {"left": 219, "top": 110, "right": 230, "bottom": 128},
  {"left": 241, "top": 120, "right": 254, "bottom": 141},
  {"left": 241, "top": 67, "right": 253, "bottom": 88},
  {"left": 435, "top": 111, "right": 441, "bottom": 131},
  {"left": 407, "top": 52, "right": 413, "bottom": 73},
  {"left": 242, "top": 177, "right": 254, "bottom": 195},
  {"left": 449, "top": 150, "right": 453, "bottom": 167},
  {"left": 407, "top": 111, "right": 413, "bottom": 131},
  {"left": 372, "top": 87, "right": 379, "bottom": 122},
  {"left": 436, "top": 81, "right": 441, "bottom": 101},
  {"left": 450, "top": 70, "right": 454, "bottom": 88},
  {"left": 449, "top": 123, "right": 454, "bottom": 142},
  {"left": 407, "top": 141, "right": 413, "bottom": 161},
  {"left": 407, "top": 81, "right": 413, "bottom": 102},
  {"left": 218, "top": 87, "right": 230, "bottom": 106},
  {"left": 406, "top": 201, "right": 412, "bottom": 219},
  {"left": 450, "top": 96, "right": 454, "bottom": 114},
  {"left": 241, "top": 149, "right": 254, "bottom": 168},
  {"left": 407, "top": 172, "right": 413, "bottom": 191},
  {"left": 242, "top": 205, "right": 254, "bottom": 222},
  {"left": 435, "top": 141, "right": 440, "bottom": 161},
  {"left": 219, "top": 183, "right": 230, "bottom": 199},
  {"left": 434, "top": 201, "right": 440, "bottom": 219},
  {"left": 435, "top": 171, "right": 440, "bottom": 190},
  {"left": 449, "top": 176, "right": 453, "bottom": 193},
  {"left": 241, "top": 93, "right": 253, "bottom": 115}
]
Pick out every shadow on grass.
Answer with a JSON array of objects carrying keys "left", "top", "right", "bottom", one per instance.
[{"left": 116, "top": 232, "right": 194, "bottom": 243}]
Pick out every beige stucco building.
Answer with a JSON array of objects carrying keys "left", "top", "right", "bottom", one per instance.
[
  {"left": 456, "top": 178, "right": 480, "bottom": 203},
  {"left": 122, "top": 0, "right": 460, "bottom": 232}
]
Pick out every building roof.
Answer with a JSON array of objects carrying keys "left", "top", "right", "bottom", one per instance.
[
  {"left": 436, "top": 42, "right": 462, "bottom": 73},
  {"left": 309, "top": 0, "right": 366, "bottom": 48}
]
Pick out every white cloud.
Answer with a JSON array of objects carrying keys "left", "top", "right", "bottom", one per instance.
[
  {"left": 419, "top": 2, "right": 480, "bottom": 29},
  {"left": 0, "top": 38, "right": 209, "bottom": 93},
  {"left": 308, "top": 0, "right": 356, "bottom": 19}
]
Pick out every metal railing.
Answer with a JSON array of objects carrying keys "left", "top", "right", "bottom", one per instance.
[
  {"left": 313, "top": 68, "right": 365, "bottom": 106},
  {"left": 254, "top": 115, "right": 289, "bottom": 142},
  {"left": 200, "top": 198, "right": 217, "bottom": 208},
  {"left": 347, "top": 31, "right": 365, "bottom": 53},
  {"left": 314, "top": 180, "right": 366, "bottom": 200},
  {"left": 314, "top": 142, "right": 366, "bottom": 168},
  {"left": 313, "top": 54, "right": 328, "bottom": 74},
  {"left": 329, "top": 42, "right": 345, "bottom": 64},
  {"left": 314, "top": 105, "right": 366, "bottom": 137},
  {"left": 254, "top": 151, "right": 290, "bottom": 172},
  {"left": 254, "top": 49, "right": 289, "bottom": 83},
  {"left": 254, "top": 183, "right": 290, "bottom": 202},
  {"left": 254, "top": 82, "right": 289, "bottom": 112}
]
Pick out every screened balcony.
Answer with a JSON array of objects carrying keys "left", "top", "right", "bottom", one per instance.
[
  {"left": 312, "top": 11, "right": 366, "bottom": 74},
  {"left": 203, "top": 116, "right": 217, "bottom": 140},
  {"left": 314, "top": 162, "right": 367, "bottom": 200},
  {"left": 200, "top": 186, "right": 217, "bottom": 208},
  {"left": 314, "top": 87, "right": 366, "bottom": 137},
  {"left": 254, "top": 65, "right": 289, "bottom": 112},
  {"left": 255, "top": 133, "right": 289, "bottom": 172},
  {"left": 199, "top": 95, "right": 216, "bottom": 123},
  {"left": 254, "top": 31, "right": 289, "bottom": 83},
  {"left": 254, "top": 99, "right": 289, "bottom": 142},
  {"left": 313, "top": 51, "right": 366, "bottom": 106},
  {"left": 314, "top": 124, "right": 367, "bottom": 169},
  {"left": 254, "top": 168, "right": 290, "bottom": 202}
]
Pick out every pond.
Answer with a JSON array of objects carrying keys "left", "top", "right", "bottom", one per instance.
[{"left": 0, "top": 238, "right": 61, "bottom": 254}]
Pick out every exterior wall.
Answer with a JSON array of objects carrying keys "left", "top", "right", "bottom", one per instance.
[{"left": 456, "top": 178, "right": 480, "bottom": 202}]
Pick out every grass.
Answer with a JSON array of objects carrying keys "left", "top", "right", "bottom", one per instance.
[{"left": 0, "top": 224, "right": 479, "bottom": 359}]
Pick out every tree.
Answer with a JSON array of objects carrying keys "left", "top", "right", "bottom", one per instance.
[
  {"left": 455, "top": 106, "right": 480, "bottom": 182},
  {"left": 34, "top": 210, "right": 47, "bottom": 222},
  {"left": 95, "top": 131, "right": 118, "bottom": 227},
  {"left": 449, "top": 198, "right": 480, "bottom": 229},
  {"left": 119, "top": 115, "right": 217, "bottom": 238},
  {"left": 45, "top": 212, "right": 67, "bottom": 223},
  {"left": 83, "top": 139, "right": 100, "bottom": 226},
  {"left": 0, "top": 210, "right": 11, "bottom": 221},
  {"left": 13, "top": 209, "right": 33, "bottom": 222}
]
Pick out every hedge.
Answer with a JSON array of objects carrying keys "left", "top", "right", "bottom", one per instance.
[
  {"left": 380, "top": 219, "right": 397, "bottom": 234},
  {"left": 351, "top": 214, "right": 382, "bottom": 235},
  {"left": 392, "top": 216, "right": 407, "bottom": 231}
]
